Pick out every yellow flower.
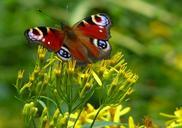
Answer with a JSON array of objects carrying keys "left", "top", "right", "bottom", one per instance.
[
  {"left": 68, "top": 60, "right": 76, "bottom": 74},
  {"left": 54, "top": 63, "right": 61, "bottom": 76},
  {"left": 17, "top": 69, "right": 24, "bottom": 79},
  {"left": 22, "top": 102, "right": 37, "bottom": 117},
  {"left": 174, "top": 108, "right": 182, "bottom": 123},
  {"left": 160, "top": 107, "right": 182, "bottom": 127},
  {"left": 37, "top": 45, "right": 47, "bottom": 60},
  {"left": 43, "top": 73, "right": 49, "bottom": 85},
  {"left": 33, "top": 65, "right": 40, "bottom": 74},
  {"left": 29, "top": 73, "right": 35, "bottom": 82},
  {"left": 128, "top": 116, "right": 135, "bottom": 128},
  {"left": 110, "top": 105, "right": 131, "bottom": 123},
  {"left": 20, "top": 82, "right": 32, "bottom": 94},
  {"left": 68, "top": 104, "right": 130, "bottom": 127}
]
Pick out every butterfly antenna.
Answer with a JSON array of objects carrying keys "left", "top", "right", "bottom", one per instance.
[{"left": 37, "top": 9, "right": 65, "bottom": 28}]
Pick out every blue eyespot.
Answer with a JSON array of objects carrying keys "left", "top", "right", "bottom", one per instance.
[
  {"left": 57, "top": 46, "right": 71, "bottom": 61},
  {"left": 93, "top": 39, "right": 111, "bottom": 52}
]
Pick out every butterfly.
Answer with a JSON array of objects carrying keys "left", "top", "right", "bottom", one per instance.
[{"left": 25, "top": 13, "right": 112, "bottom": 64}]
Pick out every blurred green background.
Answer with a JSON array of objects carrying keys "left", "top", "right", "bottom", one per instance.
[{"left": 0, "top": 0, "right": 181, "bottom": 127}]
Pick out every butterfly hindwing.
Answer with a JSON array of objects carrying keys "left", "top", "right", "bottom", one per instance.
[
  {"left": 91, "top": 38, "right": 111, "bottom": 59},
  {"left": 56, "top": 45, "right": 72, "bottom": 61}
]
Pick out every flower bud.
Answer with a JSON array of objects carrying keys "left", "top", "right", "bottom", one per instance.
[
  {"left": 38, "top": 46, "right": 47, "bottom": 61},
  {"left": 29, "top": 73, "right": 35, "bottom": 82},
  {"left": 17, "top": 70, "right": 24, "bottom": 79}
]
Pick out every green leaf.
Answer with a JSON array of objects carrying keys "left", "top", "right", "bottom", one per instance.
[
  {"left": 82, "top": 121, "right": 126, "bottom": 128},
  {"left": 91, "top": 70, "right": 102, "bottom": 86}
]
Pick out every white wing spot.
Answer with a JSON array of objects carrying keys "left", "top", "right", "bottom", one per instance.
[
  {"left": 99, "top": 30, "right": 103, "bottom": 32},
  {"left": 28, "top": 28, "right": 43, "bottom": 41},
  {"left": 48, "top": 41, "right": 50, "bottom": 45}
]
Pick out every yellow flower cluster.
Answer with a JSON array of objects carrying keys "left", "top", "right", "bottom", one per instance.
[
  {"left": 39, "top": 103, "right": 130, "bottom": 128},
  {"left": 71, "top": 104, "right": 130, "bottom": 128},
  {"left": 22, "top": 102, "right": 38, "bottom": 127},
  {"left": 16, "top": 46, "right": 138, "bottom": 128},
  {"left": 160, "top": 107, "right": 182, "bottom": 128}
]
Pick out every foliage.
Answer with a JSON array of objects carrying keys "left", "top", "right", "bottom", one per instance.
[{"left": 15, "top": 46, "right": 138, "bottom": 127}]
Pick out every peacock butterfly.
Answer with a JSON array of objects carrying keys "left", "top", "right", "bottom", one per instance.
[{"left": 25, "top": 13, "right": 112, "bottom": 64}]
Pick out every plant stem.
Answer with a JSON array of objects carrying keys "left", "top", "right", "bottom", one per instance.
[
  {"left": 65, "top": 112, "right": 71, "bottom": 128},
  {"left": 73, "top": 108, "right": 83, "bottom": 128},
  {"left": 89, "top": 105, "right": 104, "bottom": 128},
  {"left": 33, "top": 119, "right": 36, "bottom": 128}
]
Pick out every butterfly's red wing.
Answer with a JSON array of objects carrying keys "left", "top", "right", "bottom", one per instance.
[
  {"left": 25, "top": 26, "right": 65, "bottom": 52},
  {"left": 73, "top": 13, "right": 111, "bottom": 40},
  {"left": 71, "top": 13, "right": 112, "bottom": 62}
]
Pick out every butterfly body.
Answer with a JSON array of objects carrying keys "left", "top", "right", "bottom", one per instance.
[{"left": 25, "top": 13, "right": 111, "bottom": 64}]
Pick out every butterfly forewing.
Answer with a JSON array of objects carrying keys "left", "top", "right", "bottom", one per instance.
[
  {"left": 25, "top": 27, "right": 65, "bottom": 52},
  {"left": 74, "top": 13, "right": 111, "bottom": 40}
]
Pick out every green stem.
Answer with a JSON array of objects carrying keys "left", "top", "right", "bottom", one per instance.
[
  {"left": 56, "top": 79, "right": 69, "bottom": 102},
  {"left": 73, "top": 108, "right": 83, "bottom": 128},
  {"left": 73, "top": 100, "right": 88, "bottom": 128},
  {"left": 32, "top": 119, "right": 36, "bottom": 128},
  {"left": 89, "top": 105, "right": 104, "bottom": 128},
  {"left": 65, "top": 112, "right": 71, "bottom": 128}
]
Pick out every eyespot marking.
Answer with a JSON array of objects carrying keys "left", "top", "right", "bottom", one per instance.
[
  {"left": 93, "top": 39, "right": 111, "bottom": 52},
  {"left": 38, "top": 27, "right": 48, "bottom": 36},
  {"left": 92, "top": 14, "right": 110, "bottom": 26},
  {"left": 57, "top": 46, "right": 72, "bottom": 61},
  {"left": 27, "top": 28, "right": 43, "bottom": 41}
]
